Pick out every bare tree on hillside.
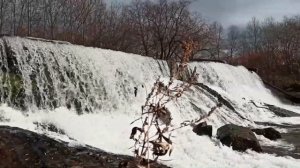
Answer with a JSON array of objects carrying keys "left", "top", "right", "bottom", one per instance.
[
  {"left": 246, "top": 17, "right": 261, "bottom": 53},
  {"left": 227, "top": 25, "right": 240, "bottom": 58},
  {"left": 44, "top": 0, "right": 62, "bottom": 39},
  {"left": 210, "top": 22, "right": 224, "bottom": 59},
  {"left": 0, "top": 0, "right": 10, "bottom": 34},
  {"left": 126, "top": 0, "right": 152, "bottom": 56},
  {"left": 0, "top": 0, "right": 214, "bottom": 62}
]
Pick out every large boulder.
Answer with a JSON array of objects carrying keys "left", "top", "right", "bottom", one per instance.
[
  {"left": 217, "top": 124, "right": 262, "bottom": 152},
  {"left": 192, "top": 122, "right": 212, "bottom": 137},
  {"left": 252, "top": 127, "right": 281, "bottom": 140}
]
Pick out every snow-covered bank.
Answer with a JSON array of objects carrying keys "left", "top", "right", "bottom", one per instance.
[{"left": 0, "top": 36, "right": 300, "bottom": 167}]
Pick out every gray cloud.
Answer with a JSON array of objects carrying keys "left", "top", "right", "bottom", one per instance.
[
  {"left": 108, "top": 0, "right": 300, "bottom": 28},
  {"left": 190, "top": 0, "right": 300, "bottom": 27}
]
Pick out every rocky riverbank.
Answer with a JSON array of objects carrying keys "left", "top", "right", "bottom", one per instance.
[{"left": 0, "top": 126, "right": 168, "bottom": 168}]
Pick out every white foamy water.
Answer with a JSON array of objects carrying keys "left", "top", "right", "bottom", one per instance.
[{"left": 0, "top": 37, "right": 299, "bottom": 167}]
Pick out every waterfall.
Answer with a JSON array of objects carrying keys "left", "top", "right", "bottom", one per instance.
[
  {"left": 0, "top": 36, "right": 300, "bottom": 168},
  {"left": 0, "top": 37, "right": 169, "bottom": 113}
]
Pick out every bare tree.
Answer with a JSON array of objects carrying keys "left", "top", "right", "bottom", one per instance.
[
  {"left": 0, "top": 0, "right": 9, "bottom": 34},
  {"left": 210, "top": 22, "right": 224, "bottom": 58},
  {"left": 44, "top": 0, "right": 62, "bottom": 39},
  {"left": 0, "top": 0, "right": 213, "bottom": 62},
  {"left": 227, "top": 25, "right": 239, "bottom": 58},
  {"left": 246, "top": 17, "right": 261, "bottom": 53},
  {"left": 126, "top": 0, "right": 152, "bottom": 56}
]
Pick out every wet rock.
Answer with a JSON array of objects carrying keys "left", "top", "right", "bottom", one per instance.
[
  {"left": 34, "top": 122, "right": 66, "bottom": 135},
  {"left": 265, "top": 104, "right": 300, "bottom": 117},
  {"left": 192, "top": 122, "right": 212, "bottom": 137},
  {"left": 194, "top": 83, "right": 246, "bottom": 120},
  {"left": 217, "top": 124, "right": 262, "bottom": 152},
  {"left": 252, "top": 127, "right": 281, "bottom": 140},
  {"left": 0, "top": 126, "right": 169, "bottom": 168}
]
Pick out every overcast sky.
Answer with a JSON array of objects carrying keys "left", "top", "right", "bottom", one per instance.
[
  {"left": 109, "top": 0, "right": 300, "bottom": 28},
  {"left": 190, "top": 0, "right": 300, "bottom": 28}
]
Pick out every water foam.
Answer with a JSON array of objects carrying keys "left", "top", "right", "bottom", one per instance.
[{"left": 0, "top": 37, "right": 300, "bottom": 167}]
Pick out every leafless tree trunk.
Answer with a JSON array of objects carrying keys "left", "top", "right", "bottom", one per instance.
[{"left": 227, "top": 25, "right": 239, "bottom": 58}]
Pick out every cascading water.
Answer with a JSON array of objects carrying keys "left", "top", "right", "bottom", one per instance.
[
  {"left": 0, "top": 37, "right": 100, "bottom": 111},
  {"left": 0, "top": 36, "right": 300, "bottom": 168},
  {"left": 0, "top": 37, "right": 170, "bottom": 113}
]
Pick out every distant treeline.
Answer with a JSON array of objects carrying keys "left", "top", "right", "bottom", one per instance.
[
  {"left": 0, "top": 0, "right": 223, "bottom": 61},
  {"left": 226, "top": 17, "right": 300, "bottom": 88}
]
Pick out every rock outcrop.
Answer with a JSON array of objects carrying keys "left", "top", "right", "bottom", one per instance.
[
  {"left": 252, "top": 127, "right": 281, "bottom": 140},
  {"left": 192, "top": 122, "right": 212, "bottom": 137},
  {"left": 217, "top": 124, "right": 262, "bottom": 152},
  {"left": 0, "top": 126, "right": 168, "bottom": 168}
]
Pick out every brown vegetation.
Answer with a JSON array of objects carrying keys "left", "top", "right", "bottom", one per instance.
[
  {"left": 129, "top": 40, "right": 221, "bottom": 167},
  {"left": 226, "top": 16, "right": 300, "bottom": 90},
  {"left": 0, "top": 0, "right": 218, "bottom": 62}
]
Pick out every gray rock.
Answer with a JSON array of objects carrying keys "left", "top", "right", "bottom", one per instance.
[
  {"left": 0, "top": 126, "right": 169, "bottom": 168},
  {"left": 252, "top": 127, "right": 281, "bottom": 140},
  {"left": 217, "top": 124, "right": 262, "bottom": 152},
  {"left": 192, "top": 122, "right": 212, "bottom": 137}
]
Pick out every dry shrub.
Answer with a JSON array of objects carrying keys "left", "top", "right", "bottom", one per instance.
[{"left": 129, "top": 39, "right": 219, "bottom": 167}]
